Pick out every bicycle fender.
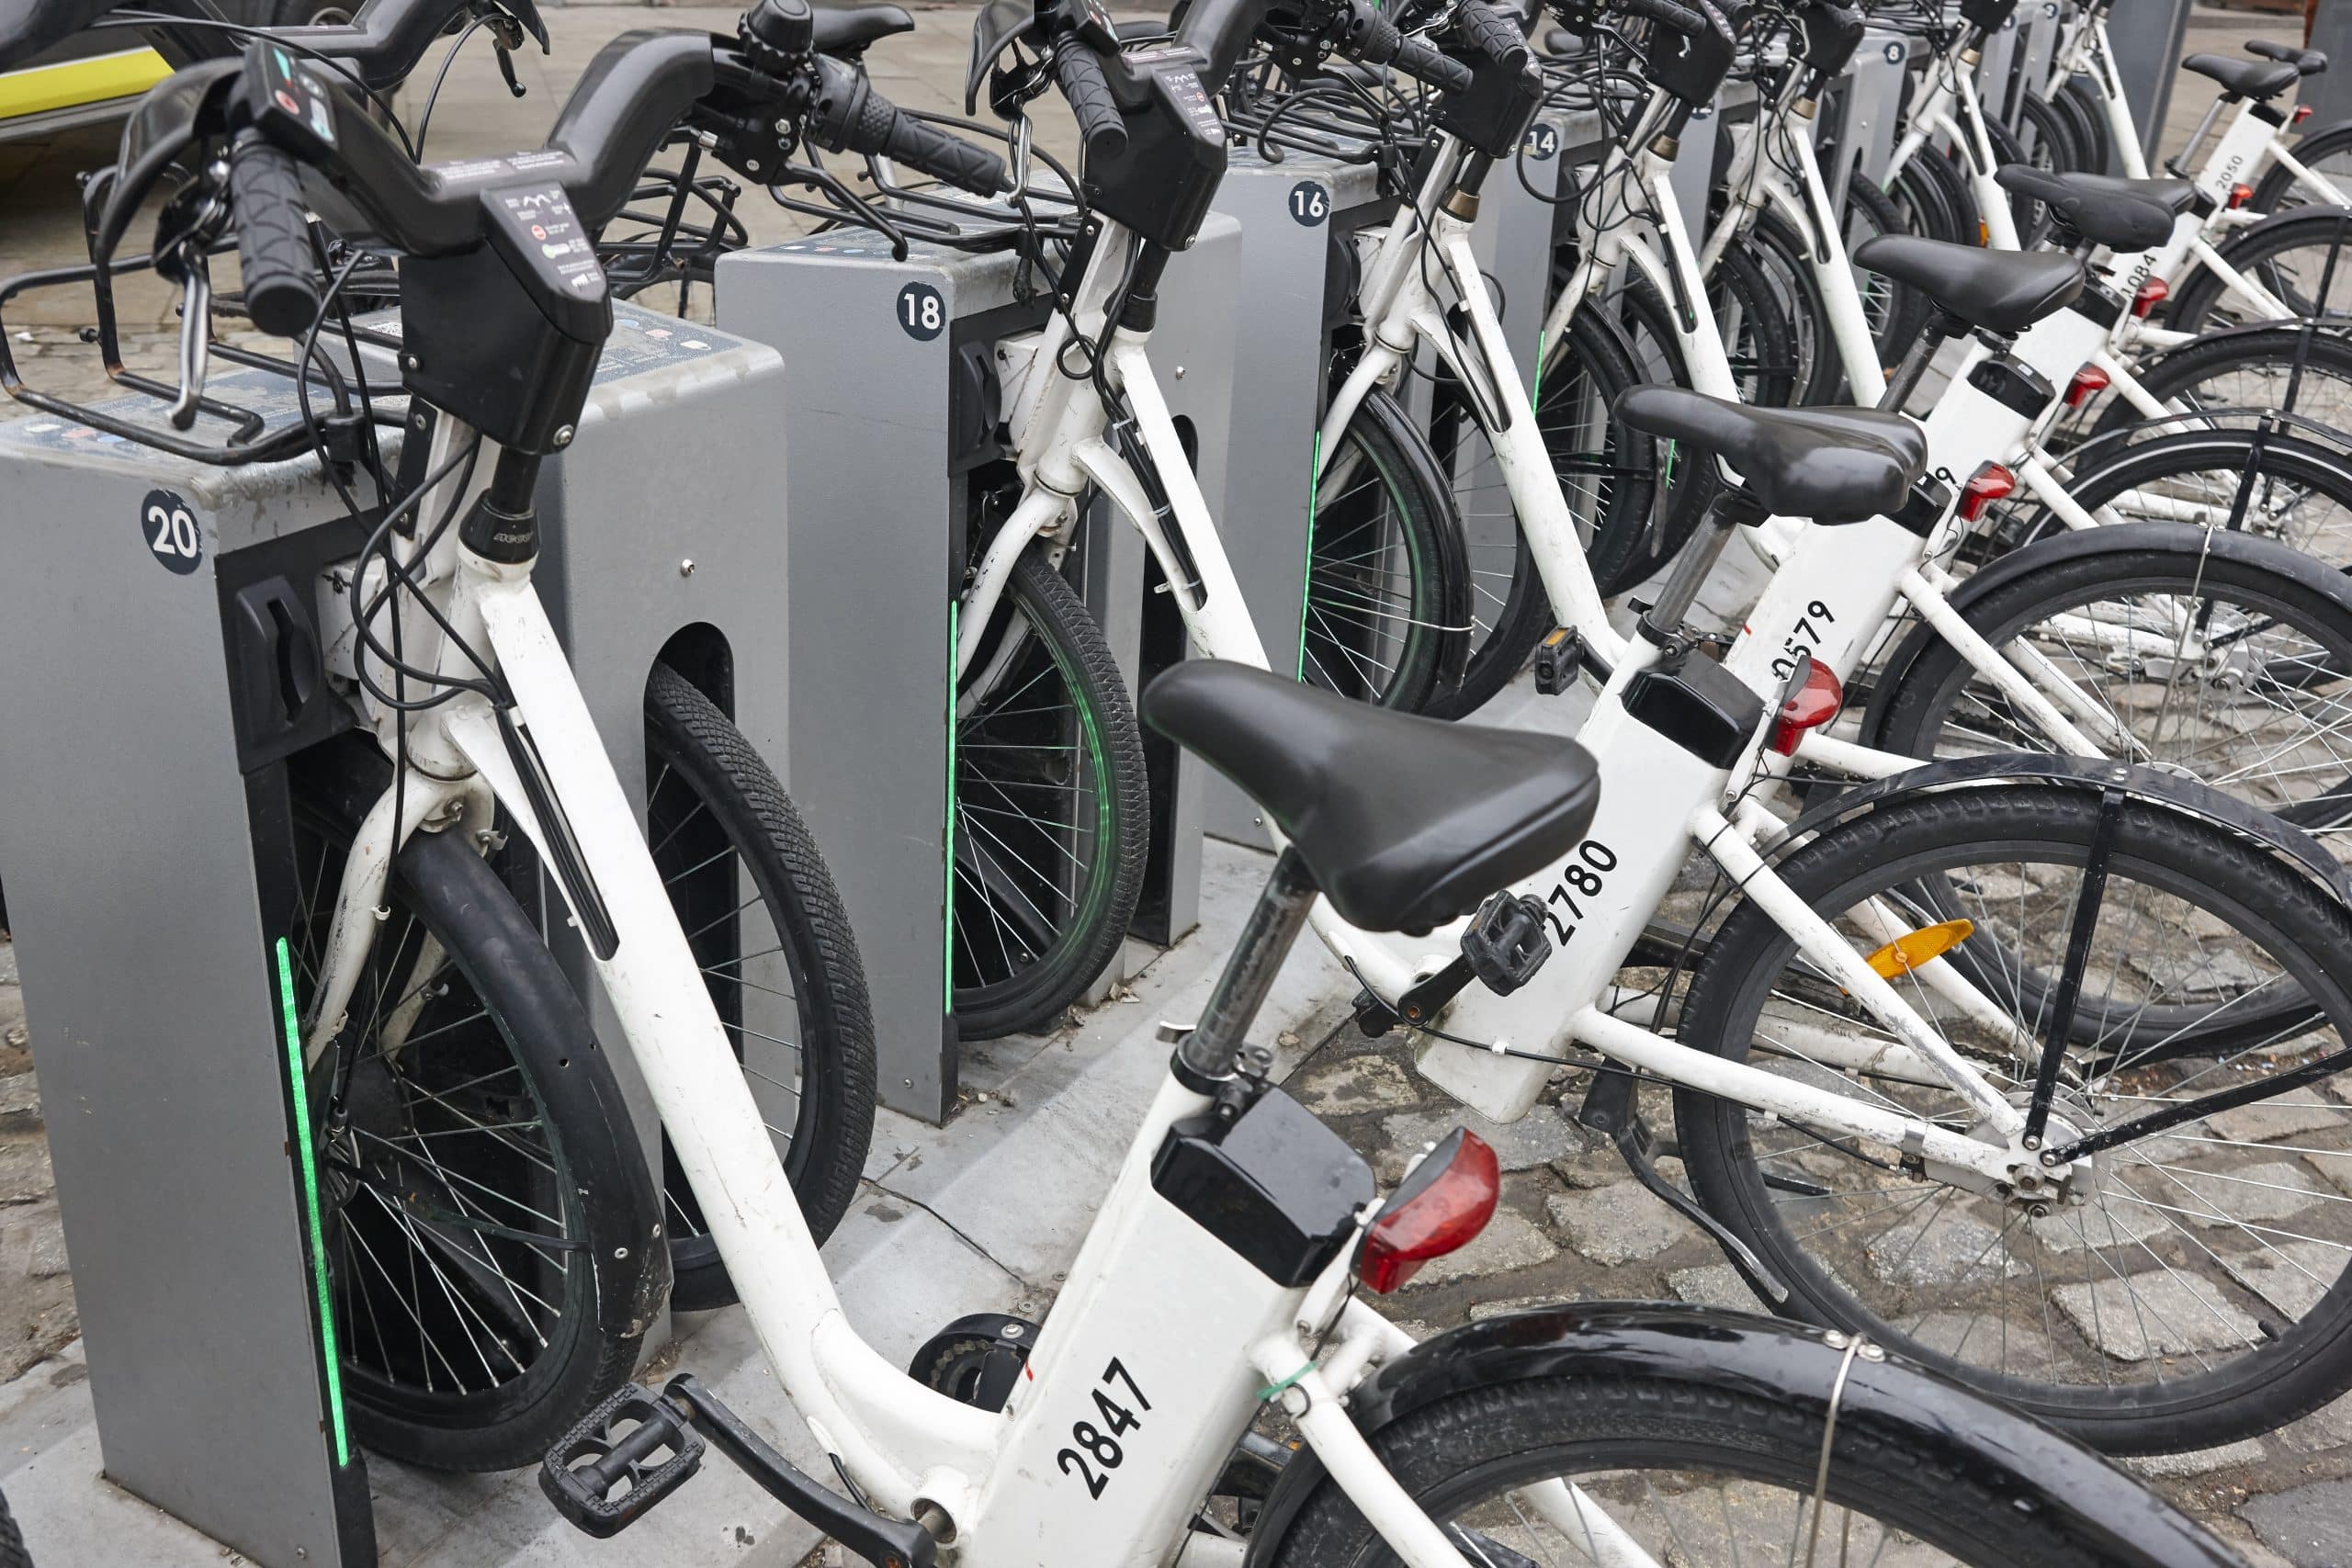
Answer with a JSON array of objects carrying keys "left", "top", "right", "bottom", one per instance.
[
  {"left": 1239, "top": 1302, "right": 2241, "bottom": 1568},
  {"left": 1857, "top": 518, "right": 2352, "bottom": 752},
  {"left": 1771, "top": 749, "right": 2352, "bottom": 911}
]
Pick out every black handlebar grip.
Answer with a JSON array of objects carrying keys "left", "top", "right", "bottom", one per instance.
[
  {"left": 1389, "top": 30, "right": 1475, "bottom": 92},
  {"left": 1612, "top": 0, "right": 1708, "bottom": 36},
  {"left": 1453, "top": 0, "right": 1531, "bottom": 71},
  {"left": 1053, "top": 44, "right": 1129, "bottom": 164},
  {"left": 811, "top": 59, "right": 1007, "bottom": 197},
  {"left": 229, "top": 131, "right": 322, "bottom": 340}
]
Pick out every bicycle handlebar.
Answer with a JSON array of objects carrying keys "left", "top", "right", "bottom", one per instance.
[
  {"left": 807, "top": 54, "right": 1007, "bottom": 195},
  {"left": 1611, "top": 0, "right": 1709, "bottom": 38},
  {"left": 1454, "top": 0, "right": 1531, "bottom": 72},
  {"left": 1346, "top": 5, "right": 1475, "bottom": 93},
  {"left": 1052, "top": 41, "right": 1131, "bottom": 163},
  {"left": 229, "top": 130, "right": 322, "bottom": 337}
]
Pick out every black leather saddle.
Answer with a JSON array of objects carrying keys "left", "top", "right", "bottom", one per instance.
[
  {"left": 2054, "top": 171, "right": 2198, "bottom": 216},
  {"left": 2182, "top": 51, "right": 2301, "bottom": 101},
  {"left": 2245, "top": 40, "right": 2326, "bottom": 77},
  {"left": 1850, "top": 234, "right": 2086, "bottom": 336},
  {"left": 1996, "top": 165, "right": 2176, "bottom": 252},
  {"left": 1611, "top": 387, "right": 1926, "bottom": 525},
  {"left": 1139, "top": 662, "right": 1601, "bottom": 934},
  {"left": 812, "top": 1, "right": 915, "bottom": 59}
]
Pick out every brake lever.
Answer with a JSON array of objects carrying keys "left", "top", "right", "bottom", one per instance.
[
  {"left": 169, "top": 255, "right": 213, "bottom": 432},
  {"left": 493, "top": 38, "right": 527, "bottom": 99}
]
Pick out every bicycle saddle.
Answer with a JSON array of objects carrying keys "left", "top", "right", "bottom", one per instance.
[
  {"left": 2181, "top": 51, "right": 2300, "bottom": 102},
  {"left": 1139, "top": 662, "right": 1601, "bottom": 934},
  {"left": 812, "top": 2, "right": 915, "bottom": 58},
  {"left": 2245, "top": 39, "right": 2326, "bottom": 76},
  {"left": 1611, "top": 388, "right": 1925, "bottom": 525},
  {"left": 1849, "top": 234, "right": 2085, "bottom": 336},
  {"left": 2052, "top": 170, "right": 2199, "bottom": 216},
  {"left": 1996, "top": 165, "right": 2176, "bottom": 252}
]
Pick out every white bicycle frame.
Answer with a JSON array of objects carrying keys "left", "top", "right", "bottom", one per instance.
[{"left": 303, "top": 372, "right": 1712, "bottom": 1568}]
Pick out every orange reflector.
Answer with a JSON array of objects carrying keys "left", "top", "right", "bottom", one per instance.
[
  {"left": 1864, "top": 919, "right": 1974, "bottom": 979},
  {"left": 1957, "top": 462, "right": 2017, "bottom": 523},
  {"left": 2133, "top": 276, "right": 2170, "bottom": 319},
  {"left": 2065, "top": 365, "right": 2110, "bottom": 408},
  {"left": 1978, "top": 219, "right": 1991, "bottom": 246}
]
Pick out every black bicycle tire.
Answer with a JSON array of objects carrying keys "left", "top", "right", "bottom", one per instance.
[
  {"left": 1674, "top": 783, "right": 2352, "bottom": 1452},
  {"left": 290, "top": 739, "right": 658, "bottom": 1472},
  {"left": 643, "top": 663, "right": 877, "bottom": 1311},
  {"left": 2170, "top": 208, "right": 2352, "bottom": 333},
  {"left": 1420, "top": 307, "right": 1657, "bottom": 716},
  {"left": 1845, "top": 171, "right": 1933, "bottom": 363},
  {"left": 2251, "top": 118, "right": 2352, "bottom": 215},
  {"left": 1749, "top": 204, "right": 1843, "bottom": 407},
  {"left": 2057, "top": 73, "right": 2114, "bottom": 180},
  {"left": 952, "top": 546, "right": 1148, "bottom": 1039},
  {"left": 2086, "top": 324, "right": 2352, "bottom": 444},
  {"left": 1259, "top": 1345, "right": 2240, "bottom": 1564},
  {"left": 1303, "top": 389, "right": 1462, "bottom": 714}
]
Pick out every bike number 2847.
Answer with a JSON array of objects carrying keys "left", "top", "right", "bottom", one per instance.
[{"left": 1057, "top": 1358, "right": 1152, "bottom": 1500}]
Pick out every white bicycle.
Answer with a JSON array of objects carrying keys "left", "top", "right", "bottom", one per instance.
[{"left": 14, "top": 3, "right": 2274, "bottom": 1560}]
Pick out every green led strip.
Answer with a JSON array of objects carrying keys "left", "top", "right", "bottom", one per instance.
[
  {"left": 276, "top": 937, "right": 351, "bottom": 1468},
  {"left": 944, "top": 601, "right": 959, "bottom": 1015},
  {"left": 1532, "top": 328, "right": 1545, "bottom": 413},
  {"left": 1295, "top": 431, "right": 1322, "bottom": 682}
]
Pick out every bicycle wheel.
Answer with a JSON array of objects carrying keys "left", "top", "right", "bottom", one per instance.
[
  {"left": 1983, "top": 115, "right": 2053, "bottom": 251},
  {"left": 953, "top": 545, "right": 1148, "bottom": 1039},
  {"left": 2057, "top": 74, "right": 2114, "bottom": 183},
  {"left": 1303, "top": 389, "right": 1462, "bottom": 713},
  {"left": 2084, "top": 325, "right": 2352, "bottom": 448},
  {"left": 1714, "top": 244, "right": 1801, "bottom": 409},
  {"left": 2250, "top": 117, "right": 2352, "bottom": 216},
  {"left": 2171, "top": 209, "right": 2352, "bottom": 332},
  {"left": 2020, "top": 424, "right": 2352, "bottom": 571},
  {"left": 1744, "top": 205, "right": 1842, "bottom": 407},
  {"left": 1866, "top": 525, "right": 2352, "bottom": 863},
  {"left": 643, "top": 663, "right": 876, "bottom": 1310},
  {"left": 1411, "top": 309, "right": 1658, "bottom": 717},
  {"left": 0, "top": 1485, "right": 24, "bottom": 1568},
  {"left": 1610, "top": 276, "right": 1725, "bottom": 589},
  {"left": 287, "top": 739, "right": 659, "bottom": 1472},
  {"left": 1844, "top": 171, "right": 1933, "bottom": 365},
  {"left": 1259, "top": 1320, "right": 2238, "bottom": 1565},
  {"left": 1674, "top": 783, "right": 2352, "bottom": 1453}
]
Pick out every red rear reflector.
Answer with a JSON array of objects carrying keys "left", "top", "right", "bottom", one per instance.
[
  {"left": 2229, "top": 182, "right": 2255, "bottom": 209},
  {"left": 2065, "top": 365, "right": 2111, "bottom": 408},
  {"left": 2133, "top": 276, "right": 2170, "bottom": 319},
  {"left": 2296, "top": 105, "right": 2314, "bottom": 125},
  {"left": 1958, "top": 462, "right": 2017, "bottom": 524},
  {"left": 1769, "top": 659, "right": 1845, "bottom": 756},
  {"left": 1355, "top": 1130, "right": 1500, "bottom": 1294}
]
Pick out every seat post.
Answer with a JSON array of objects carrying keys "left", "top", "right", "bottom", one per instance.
[
  {"left": 1876, "top": 312, "right": 1960, "bottom": 414},
  {"left": 1176, "top": 849, "right": 1319, "bottom": 1087},
  {"left": 1637, "top": 487, "right": 1767, "bottom": 661}
]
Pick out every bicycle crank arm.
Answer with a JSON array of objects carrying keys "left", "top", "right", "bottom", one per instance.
[{"left": 540, "top": 1376, "right": 937, "bottom": 1567}]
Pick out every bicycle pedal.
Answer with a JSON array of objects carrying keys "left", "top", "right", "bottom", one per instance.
[
  {"left": 1461, "top": 892, "right": 1551, "bottom": 997},
  {"left": 1532, "top": 626, "right": 1583, "bottom": 695},
  {"left": 540, "top": 1382, "right": 706, "bottom": 1539}
]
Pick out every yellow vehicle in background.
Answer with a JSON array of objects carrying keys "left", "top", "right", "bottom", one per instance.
[{"left": 0, "top": 1, "right": 345, "bottom": 141}]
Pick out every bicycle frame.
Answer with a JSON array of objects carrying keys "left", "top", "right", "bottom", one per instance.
[{"left": 305, "top": 381, "right": 1663, "bottom": 1568}]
